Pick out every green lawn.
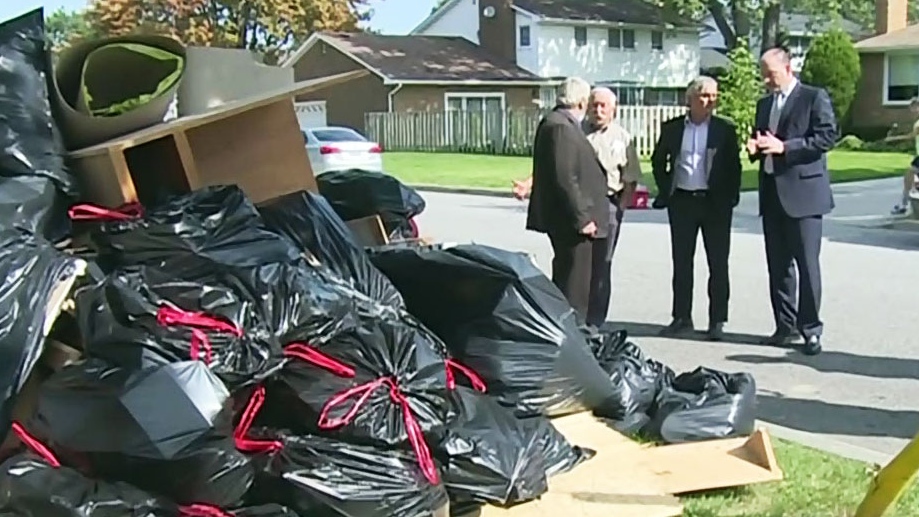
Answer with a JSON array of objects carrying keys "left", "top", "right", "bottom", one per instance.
[
  {"left": 383, "top": 150, "right": 910, "bottom": 194},
  {"left": 682, "top": 438, "right": 919, "bottom": 516}
]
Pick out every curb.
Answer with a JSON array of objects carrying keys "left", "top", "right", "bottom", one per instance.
[
  {"left": 756, "top": 419, "right": 893, "bottom": 466},
  {"left": 411, "top": 184, "right": 515, "bottom": 198}
]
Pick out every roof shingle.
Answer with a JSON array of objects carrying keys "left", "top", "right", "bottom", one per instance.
[
  {"left": 320, "top": 32, "right": 546, "bottom": 82},
  {"left": 512, "top": 0, "right": 696, "bottom": 28},
  {"left": 855, "top": 24, "right": 919, "bottom": 51}
]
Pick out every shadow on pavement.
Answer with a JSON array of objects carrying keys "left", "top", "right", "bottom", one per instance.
[
  {"left": 610, "top": 320, "right": 770, "bottom": 347},
  {"left": 756, "top": 393, "right": 919, "bottom": 440},
  {"left": 727, "top": 350, "right": 919, "bottom": 381}
]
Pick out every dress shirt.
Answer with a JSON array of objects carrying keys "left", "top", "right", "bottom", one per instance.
[
  {"left": 764, "top": 78, "right": 798, "bottom": 174},
  {"left": 585, "top": 121, "right": 643, "bottom": 196},
  {"left": 675, "top": 116, "right": 710, "bottom": 191}
]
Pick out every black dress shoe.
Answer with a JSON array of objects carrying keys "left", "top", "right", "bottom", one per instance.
[
  {"left": 707, "top": 322, "right": 725, "bottom": 341},
  {"left": 802, "top": 335, "right": 822, "bottom": 356},
  {"left": 659, "top": 318, "right": 694, "bottom": 336},
  {"left": 761, "top": 329, "right": 798, "bottom": 346}
]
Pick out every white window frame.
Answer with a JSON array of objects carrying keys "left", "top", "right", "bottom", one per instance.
[
  {"left": 519, "top": 25, "right": 531, "bottom": 47},
  {"left": 574, "top": 26, "right": 587, "bottom": 47},
  {"left": 607, "top": 28, "right": 636, "bottom": 50},
  {"left": 883, "top": 51, "right": 919, "bottom": 107},
  {"left": 443, "top": 92, "right": 508, "bottom": 146},
  {"left": 650, "top": 30, "right": 664, "bottom": 51}
]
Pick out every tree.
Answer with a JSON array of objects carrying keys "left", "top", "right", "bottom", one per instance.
[
  {"left": 45, "top": 8, "right": 100, "bottom": 54},
  {"left": 86, "top": 0, "right": 373, "bottom": 61},
  {"left": 800, "top": 28, "right": 860, "bottom": 122},
  {"left": 718, "top": 40, "right": 761, "bottom": 142}
]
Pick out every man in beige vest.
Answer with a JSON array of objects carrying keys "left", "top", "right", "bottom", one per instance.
[{"left": 513, "top": 87, "right": 642, "bottom": 327}]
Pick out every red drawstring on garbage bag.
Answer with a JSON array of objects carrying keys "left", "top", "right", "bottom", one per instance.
[
  {"left": 11, "top": 421, "right": 61, "bottom": 468},
  {"left": 178, "top": 503, "right": 233, "bottom": 516},
  {"left": 283, "top": 343, "right": 356, "bottom": 378},
  {"left": 232, "top": 385, "right": 283, "bottom": 454},
  {"left": 156, "top": 307, "right": 244, "bottom": 364},
  {"left": 67, "top": 202, "right": 144, "bottom": 221},
  {"left": 444, "top": 358, "right": 487, "bottom": 392}
]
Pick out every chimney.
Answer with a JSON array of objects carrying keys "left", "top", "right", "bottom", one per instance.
[
  {"left": 478, "top": 0, "right": 517, "bottom": 64},
  {"left": 876, "top": 0, "right": 908, "bottom": 35}
]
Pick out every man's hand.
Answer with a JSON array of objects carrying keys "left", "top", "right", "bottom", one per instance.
[
  {"left": 580, "top": 221, "right": 597, "bottom": 237},
  {"left": 512, "top": 178, "right": 531, "bottom": 200},
  {"left": 757, "top": 131, "right": 785, "bottom": 155},
  {"left": 745, "top": 131, "right": 761, "bottom": 155}
]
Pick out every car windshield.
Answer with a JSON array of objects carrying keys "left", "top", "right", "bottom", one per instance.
[{"left": 311, "top": 128, "right": 366, "bottom": 142}]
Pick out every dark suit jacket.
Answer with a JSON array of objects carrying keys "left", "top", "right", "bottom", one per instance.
[
  {"left": 526, "top": 108, "right": 609, "bottom": 238},
  {"left": 751, "top": 83, "right": 837, "bottom": 218},
  {"left": 650, "top": 114, "right": 742, "bottom": 208}
]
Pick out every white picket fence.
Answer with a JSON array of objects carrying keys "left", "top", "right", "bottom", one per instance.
[{"left": 365, "top": 105, "right": 686, "bottom": 157}]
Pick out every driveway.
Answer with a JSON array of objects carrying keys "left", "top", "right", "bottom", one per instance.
[{"left": 414, "top": 176, "right": 919, "bottom": 461}]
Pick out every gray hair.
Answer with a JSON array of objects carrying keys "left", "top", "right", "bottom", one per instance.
[
  {"left": 590, "top": 86, "right": 617, "bottom": 104},
  {"left": 556, "top": 77, "right": 592, "bottom": 108},
  {"left": 685, "top": 75, "right": 718, "bottom": 104}
]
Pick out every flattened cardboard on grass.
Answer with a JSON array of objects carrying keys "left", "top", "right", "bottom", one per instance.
[{"left": 50, "top": 35, "right": 187, "bottom": 151}]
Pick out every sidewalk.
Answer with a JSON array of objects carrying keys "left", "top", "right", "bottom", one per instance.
[{"left": 414, "top": 178, "right": 919, "bottom": 465}]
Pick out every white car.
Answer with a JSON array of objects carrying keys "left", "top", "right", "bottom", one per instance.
[{"left": 302, "top": 126, "right": 384, "bottom": 175}]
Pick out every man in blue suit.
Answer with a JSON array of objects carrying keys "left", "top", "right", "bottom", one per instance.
[{"left": 747, "top": 47, "right": 837, "bottom": 356}]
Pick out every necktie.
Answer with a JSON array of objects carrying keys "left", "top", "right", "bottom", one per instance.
[{"left": 764, "top": 93, "right": 784, "bottom": 175}]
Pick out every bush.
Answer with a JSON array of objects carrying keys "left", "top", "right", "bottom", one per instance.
[
  {"left": 835, "top": 134, "right": 864, "bottom": 150},
  {"left": 718, "top": 40, "right": 761, "bottom": 141},
  {"left": 800, "top": 29, "right": 861, "bottom": 123}
]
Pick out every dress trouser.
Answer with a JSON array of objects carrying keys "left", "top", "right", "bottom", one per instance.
[
  {"left": 667, "top": 189, "right": 733, "bottom": 324},
  {"left": 586, "top": 194, "right": 624, "bottom": 327},
  {"left": 549, "top": 232, "right": 594, "bottom": 323},
  {"left": 760, "top": 175, "right": 824, "bottom": 338}
]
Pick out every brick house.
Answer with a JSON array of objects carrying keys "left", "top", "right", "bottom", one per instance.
[
  {"left": 850, "top": 0, "right": 919, "bottom": 137},
  {"left": 281, "top": 31, "right": 555, "bottom": 134}
]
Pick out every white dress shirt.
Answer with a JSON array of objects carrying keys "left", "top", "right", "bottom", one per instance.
[
  {"left": 675, "top": 116, "right": 710, "bottom": 191},
  {"left": 764, "top": 78, "right": 798, "bottom": 174}
]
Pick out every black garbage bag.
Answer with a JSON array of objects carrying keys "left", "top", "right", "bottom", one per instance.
[
  {"left": 315, "top": 169, "right": 425, "bottom": 240},
  {"left": 437, "top": 387, "right": 592, "bottom": 508},
  {"left": 261, "top": 312, "right": 485, "bottom": 485},
  {"left": 31, "top": 359, "right": 254, "bottom": 507},
  {"left": 248, "top": 431, "right": 450, "bottom": 517},
  {"left": 644, "top": 367, "right": 757, "bottom": 443},
  {"left": 0, "top": 230, "right": 83, "bottom": 446},
  {"left": 586, "top": 329, "right": 675, "bottom": 433},
  {"left": 368, "top": 244, "right": 617, "bottom": 417},
  {"left": 68, "top": 185, "right": 301, "bottom": 277},
  {"left": 0, "top": 8, "right": 77, "bottom": 242},
  {"left": 0, "top": 423, "right": 176, "bottom": 516},
  {"left": 259, "top": 190, "right": 403, "bottom": 307},
  {"left": 73, "top": 265, "right": 284, "bottom": 390}
]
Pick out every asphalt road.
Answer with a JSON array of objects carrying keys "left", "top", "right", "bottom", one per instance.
[{"left": 414, "top": 176, "right": 919, "bottom": 461}]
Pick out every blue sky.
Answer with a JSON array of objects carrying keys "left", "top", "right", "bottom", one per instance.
[{"left": 1, "top": 0, "right": 438, "bottom": 35}]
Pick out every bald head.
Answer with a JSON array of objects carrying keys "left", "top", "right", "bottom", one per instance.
[
  {"left": 588, "top": 87, "right": 617, "bottom": 127},
  {"left": 760, "top": 47, "right": 794, "bottom": 92}
]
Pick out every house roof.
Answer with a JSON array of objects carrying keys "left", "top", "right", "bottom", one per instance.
[
  {"left": 855, "top": 24, "right": 919, "bottom": 52},
  {"left": 283, "top": 32, "right": 553, "bottom": 85},
  {"left": 780, "top": 13, "right": 865, "bottom": 38},
  {"left": 512, "top": 0, "right": 696, "bottom": 28}
]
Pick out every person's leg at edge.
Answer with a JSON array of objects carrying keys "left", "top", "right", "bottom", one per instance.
[
  {"left": 701, "top": 202, "right": 732, "bottom": 341},
  {"left": 661, "top": 194, "right": 700, "bottom": 336},
  {"left": 586, "top": 197, "right": 623, "bottom": 327}
]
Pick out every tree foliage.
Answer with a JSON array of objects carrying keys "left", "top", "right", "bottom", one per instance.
[
  {"left": 45, "top": 8, "right": 100, "bottom": 54},
  {"left": 718, "top": 40, "right": 761, "bottom": 141},
  {"left": 800, "top": 29, "right": 860, "bottom": 122},
  {"left": 85, "top": 0, "right": 372, "bottom": 60}
]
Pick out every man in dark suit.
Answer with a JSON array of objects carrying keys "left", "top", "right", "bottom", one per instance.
[
  {"left": 651, "top": 76, "right": 742, "bottom": 341},
  {"left": 747, "top": 48, "right": 836, "bottom": 356},
  {"left": 526, "top": 77, "right": 609, "bottom": 322}
]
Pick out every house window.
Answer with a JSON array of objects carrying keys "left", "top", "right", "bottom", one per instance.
[
  {"left": 444, "top": 93, "right": 506, "bottom": 146},
  {"left": 886, "top": 53, "right": 919, "bottom": 104},
  {"left": 645, "top": 88, "right": 682, "bottom": 106},
  {"left": 608, "top": 28, "right": 635, "bottom": 49},
  {"left": 651, "top": 30, "right": 663, "bottom": 50},
  {"left": 519, "top": 25, "right": 531, "bottom": 47},
  {"left": 574, "top": 27, "right": 587, "bottom": 47}
]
